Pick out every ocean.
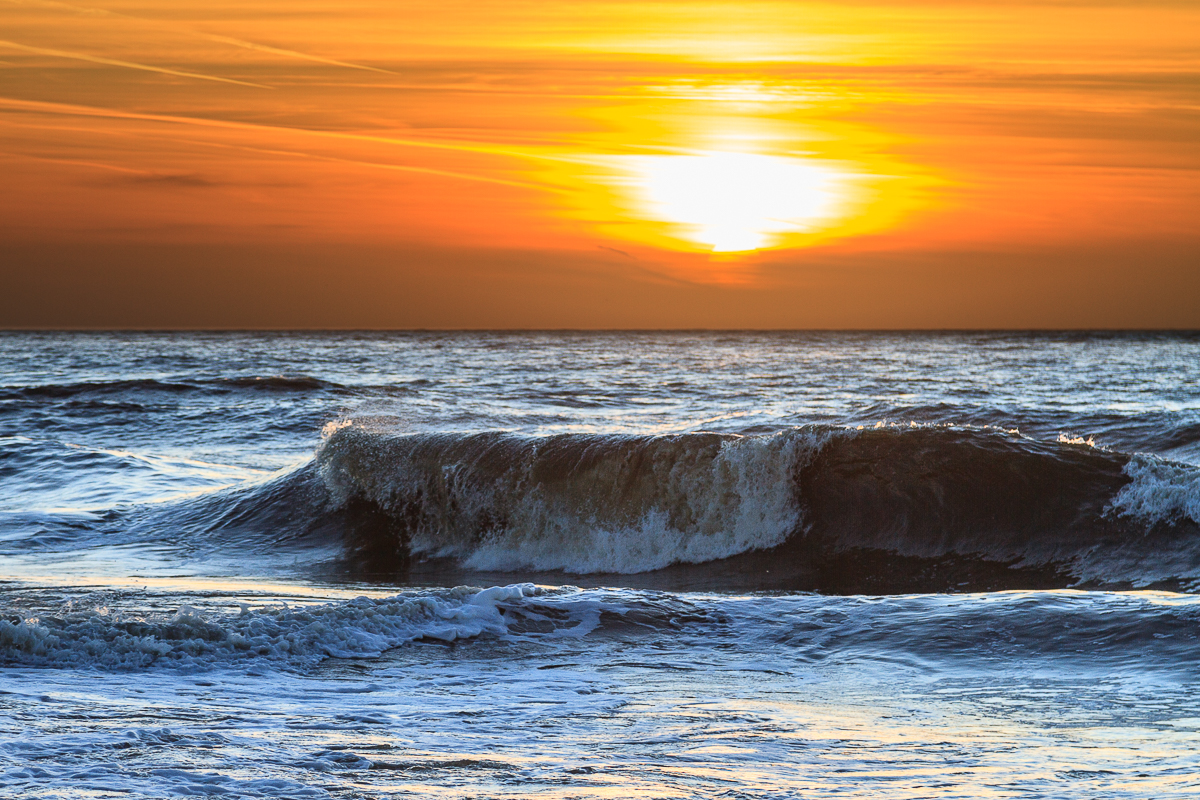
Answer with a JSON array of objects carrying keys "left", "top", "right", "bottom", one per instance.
[{"left": 2, "top": 330, "right": 1199, "bottom": 798}]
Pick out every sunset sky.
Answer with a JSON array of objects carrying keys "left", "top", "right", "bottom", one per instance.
[{"left": 2, "top": 0, "right": 1197, "bottom": 328}]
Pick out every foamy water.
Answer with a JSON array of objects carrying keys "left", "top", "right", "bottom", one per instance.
[{"left": 3, "top": 331, "right": 1200, "bottom": 798}]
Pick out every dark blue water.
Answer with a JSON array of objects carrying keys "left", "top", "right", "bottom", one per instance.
[{"left": 2, "top": 331, "right": 1199, "bottom": 798}]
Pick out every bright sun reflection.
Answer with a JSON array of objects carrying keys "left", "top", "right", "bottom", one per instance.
[{"left": 622, "top": 152, "right": 849, "bottom": 252}]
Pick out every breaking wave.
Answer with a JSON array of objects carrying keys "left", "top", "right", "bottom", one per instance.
[
  {"left": 303, "top": 422, "right": 1200, "bottom": 592},
  {"left": 317, "top": 425, "right": 821, "bottom": 574},
  {"left": 6, "top": 584, "right": 1200, "bottom": 672},
  {"left": 0, "top": 585, "right": 538, "bottom": 670},
  {"left": 1110, "top": 455, "right": 1200, "bottom": 528},
  {"left": 13, "top": 422, "right": 1200, "bottom": 593}
]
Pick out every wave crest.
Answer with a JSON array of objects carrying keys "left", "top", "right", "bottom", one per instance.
[
  {"left": 1109, "top": 455, "right": 1200, "bottom": 527},
  {"left": 317, "top": 425, "right": 823, "bottom": 574}
]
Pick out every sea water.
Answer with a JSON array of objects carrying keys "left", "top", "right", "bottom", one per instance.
[{"left": 2, "top": 331, "right": 1199, "bottom": 798}]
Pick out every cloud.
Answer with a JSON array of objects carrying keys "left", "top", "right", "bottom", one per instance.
[
  {"left": 598, "top": 244, "right": 634, "bottom": 259},
  {"left": 198, "top": 34, "right": 394, "bottom": 75},
  {"left": 3, "top": 0, "right": 394, "bottom": 74},
  {"left": 90, "top": 172, "right": 218, "bottom": 188},
  {"left": 0, "top": 39, "right": 270, "bottom": 88},
  {"left": 0, "top": 97, "right": 574, "bottom": 191}
]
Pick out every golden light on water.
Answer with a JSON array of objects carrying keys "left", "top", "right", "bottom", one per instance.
[{"left": 617, "top": 151, "right": 850, "bottom": 253}]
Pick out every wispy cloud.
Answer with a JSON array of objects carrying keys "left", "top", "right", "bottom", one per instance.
[
  {"left": 0, "top": 40, "right": 270, "bottom": 88},
  {"left": 2, "top": 151, "right": 221, "bottom": 185},
  {"left": 1, "top": 151, "right": 148, "bottom": 174},
  {"left": 0, "top": 97, "right": 567, "bottom": 191},
  {"left": 0, "top": 96, "right": 591, "bottom": 166},
  {"left": 97, "top": 172, "right": 217, "bottom": 188},
  {"left": 3, "top": 0, "right": 394, "bottom": 74},
  {"left": 173, "top": 136, "right": 566, "bottom": 192},
  {"left": 196, "top": 34, "right": 394, "bottom": 75}
]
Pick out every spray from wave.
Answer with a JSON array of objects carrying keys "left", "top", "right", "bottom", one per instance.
[{"left": 1109, "top": 454, "right": 1200, "bottom": 528}]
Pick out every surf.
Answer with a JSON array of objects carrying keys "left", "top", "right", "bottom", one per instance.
[{"left": 293, "top": 422, "right": 1200, "bottom": 591}]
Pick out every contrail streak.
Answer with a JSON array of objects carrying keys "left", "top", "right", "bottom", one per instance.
[
  {"left": 0, "top": 97, "right": 576, "bottom": 191},
  {"left": 0, "top": 151, "right": 150, "bottom": 174},
  {"left": 172, "top": 138, "right": 569, "bottom": 193},
  {"left": 0, "top": 40, "right": 271, "bottom": 88},
  {"left": 0, "top": 97, "right": 600, "bottom": 165},
  {"left": 2, "top": 0, "right": 395, "bottom": 74},
  {"left": 195, "top": 34, "right": 394, "bottom": 75}
]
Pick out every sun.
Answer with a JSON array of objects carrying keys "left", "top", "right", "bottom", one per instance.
[{"left": 618, "top": 151, "right": 850, "bottom": 253}]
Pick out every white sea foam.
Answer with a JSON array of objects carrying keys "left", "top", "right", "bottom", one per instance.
[
  {"left": 1108, "top": 455, "right": 1200, "bottom": 527},
  {"left": 0, "top": 584, "right": 537, "bottom": 670},
  {"left": 318, "top": 426, "right": 824, "bottom": 574}
]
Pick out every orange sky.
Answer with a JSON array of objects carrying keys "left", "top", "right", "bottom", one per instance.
[{"left": 1, "top": 0, "right": 1198, "bottom": 327}]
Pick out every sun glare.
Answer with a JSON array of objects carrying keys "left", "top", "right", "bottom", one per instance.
[{"left": 618, "top": 152, "right": 849, "bottom": 252}]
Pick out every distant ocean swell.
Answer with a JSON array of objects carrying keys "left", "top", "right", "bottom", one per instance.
[
  {"left": 0, "top": 376, "right": 414, "bottom": 401},
  {"left": 307, "top": 423, "right": 1200, "bottom": 591}
]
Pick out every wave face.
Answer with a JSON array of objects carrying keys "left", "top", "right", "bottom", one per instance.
[
  {"left": 301, "top": 422, "right": 1200, "bottom": 592},
  {"left": 317, "top": 425, "right": 819, "bottom": 574},
  {"left": 790, "top": 427, "right": 1198, "bottom": 591}
]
